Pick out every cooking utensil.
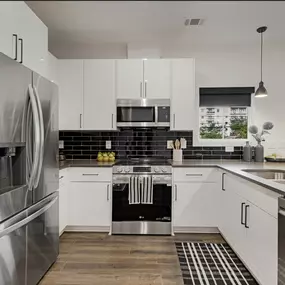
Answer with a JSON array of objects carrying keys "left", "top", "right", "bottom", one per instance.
[{"left": 175, "top": 139, "right": 180, "bottom": 150}]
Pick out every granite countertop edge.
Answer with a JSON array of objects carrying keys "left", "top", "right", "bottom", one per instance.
[{"left": 59, "top": 159, "right": 285, "bottom": 195}]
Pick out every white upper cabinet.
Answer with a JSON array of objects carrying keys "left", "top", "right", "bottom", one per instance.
[
  {"left": 116, "top": 59, "right": 171, "bottom": 99},
  {"left": 0, "top": 2, "right": 21, "bottom": 59},
  {"left": 170, "top": 58, "right": 196, "bottom": 131},
  {"left": 58, "top": 60, "right": 84, "bottom": 130},
  {"left": 143, "top": 59, "right": 171, "bottom": 99},
  {"left": 115, "top": 59, "right": 143, "bottom": 99},
  {"left": 19, "top": 3, "right": 48, "bottom": 77},
  {"left": 47, "top": 52, "right": 58, "bottom": 84},
  {"left": 0, "top": 1, "right": 48, "bottom": 77},
  {"left": 83, "top": 60, "right": 116, "bottom": 130}
]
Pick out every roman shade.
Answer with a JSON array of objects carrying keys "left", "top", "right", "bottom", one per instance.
[{"left": 199, "top": 87, "right": 255, "bottom": 107}]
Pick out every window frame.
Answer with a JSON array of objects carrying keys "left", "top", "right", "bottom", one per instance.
[{"left": 193, "top": 94, "right": 254, "bottom": 147}]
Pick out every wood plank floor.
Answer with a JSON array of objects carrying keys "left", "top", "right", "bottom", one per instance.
[{"left": 40, "top": 232, "right": 224, "bottom": 285}]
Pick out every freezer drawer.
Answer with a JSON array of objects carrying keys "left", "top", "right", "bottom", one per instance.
[
  {"left": 27, "top": 192, "right": 59, "bottom": 285},
  {"left": 0, "top": 192, "right": 59, "bottom": 285}
]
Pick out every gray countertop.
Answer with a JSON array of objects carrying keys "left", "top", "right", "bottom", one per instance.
[
  {"left": 59, "top": 160, "right": 115, "bottom": 169},
  {"left": 59, "top": 159, "right": 285, "bottom": 195},
  {"left": 171, "top": 159, "right": 285, "bottom": 195}
]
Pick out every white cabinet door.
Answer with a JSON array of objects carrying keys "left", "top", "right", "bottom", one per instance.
[
  {"left": 0, "top": 2, "right": 22, "bottom": 59},
  {"left": 170, "top": 59, "right": 196, "bottom": 131},
  {"left": 246, "top": 202, "right": 278, "bottom": 285},
  {"left": 69, "top": 182, "right": 111, "bottom": 228},
  {"left": 83, "top": 60, "right": 116, "bottom": 130},
  {"left": 173, "top": 182, "right": 218, "bottom": 228},
  {"left": 58, "top": 60, "right": 84, "bottom": 130},
  {"left": 115, "top": 59, "right": 143, "bottom": 99},
  {"left": 47, "top": 52, "right": 58, "bottom": 84},
  {"left": 18, "top": 3, "right": 48, "bottom": 77},
  {"left": 143, "top": 59, "right": 171, "bottom": 99}
]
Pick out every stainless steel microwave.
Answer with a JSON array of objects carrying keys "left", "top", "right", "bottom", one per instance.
[{"left": 116, "top": 99, "right": 170, "bottom": 128}]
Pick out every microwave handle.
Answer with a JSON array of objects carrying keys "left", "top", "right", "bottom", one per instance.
[
  {"left": 140, "top": 82, "right": 143, "bottom": 98},
  {"left": 155, "top": 106, "right": 158, "bottom": 124}
]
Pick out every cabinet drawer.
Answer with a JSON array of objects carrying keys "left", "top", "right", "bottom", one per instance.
[
  {"left": 173, "top": 168, "right": 218, "bottom": 182},
  {"left": 69, "top": 167, "right": 112, "bottom": 182}
]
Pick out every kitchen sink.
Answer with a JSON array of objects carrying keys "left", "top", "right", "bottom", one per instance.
[{"left": 242, "top": 169, "right": 285, "bottom": 179}]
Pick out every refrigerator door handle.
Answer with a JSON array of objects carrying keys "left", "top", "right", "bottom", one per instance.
[
  {"left": 32, "top": 85, "right": 45, "bottom": 188},
  {"left": 27, "top": 85, "right": 41, "bottom": 190},
  {"left": 0, "top": 195, "right": 58, "bottom": 239}
]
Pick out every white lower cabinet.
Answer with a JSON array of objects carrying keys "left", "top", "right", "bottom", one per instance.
[
  {"left": 69, "top": 181, "right": 111, "bottom": 229},
  {"left": 220, "top": 171, "right": 278, "bottom": 285},
  {"left": 246, "top": 200, "right": 278, "bottom": 285},
  {"left": 173, "top": 168, "right": 219, "bottom": 230},
  {"left": 173, "top": 182, "right": 218, "bottom": 228}
]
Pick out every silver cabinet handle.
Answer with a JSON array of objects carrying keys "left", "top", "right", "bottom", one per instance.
[
  {"left": 80, "top": 114, "right": 83, "bottom": 129},
  {"left": 144, "top": 81, "right": 147, "bottom": 98},
  {"left": 186, "top": 174, "right": 203, "bottom": 177},
  {"left": 82, "top": 173, "right": 99, "bottom": 176},
  {"left": 175, "top": 185, "right": 177, "bottom": 201},
  {"left": 13, "top": 34, "right": 18, "bottom": 60},
  {"left": 140, "top": 82, "right": 143, "bottom": 97},
  {"left": 245, "top": 205, "right": 250, "bottom": 229},
  {"left": 107, "top": 184, "right": 110, "bottom": 201},
  {"left": 111, "top": 114, "right": 114, "bottom": 129},
  {"left": 173, "top": 114, "right": 176, "bottom": 129},
  {"left": 222, "top": 173, "right": 226, "bottom": 191}
]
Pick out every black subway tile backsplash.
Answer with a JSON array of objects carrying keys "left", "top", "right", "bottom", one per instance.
[{"left": 59, "top": 129, "right": 242, "bottom": 160}]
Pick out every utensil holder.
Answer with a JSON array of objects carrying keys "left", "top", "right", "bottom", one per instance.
[{"left": 173, "top": 149, "right": 183, "bottom": 162}]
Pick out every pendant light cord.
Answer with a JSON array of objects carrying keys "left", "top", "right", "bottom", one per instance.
[{"left": 261, "top": 32, "right": 263, "bottom": 81}]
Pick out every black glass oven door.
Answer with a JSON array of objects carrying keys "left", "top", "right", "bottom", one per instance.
[
  {"left": 117, "top": 107, "right": 155, "bottom": 122},
  {"left": 112, "top": 183, "right": 171, "bottom": 222}
]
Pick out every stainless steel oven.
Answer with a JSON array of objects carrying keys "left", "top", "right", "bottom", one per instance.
[
  {"left": 116, "top": 99, "right": 170, "bottom": 128},
  {"left": 112, "top": 161, "right": 172, "bottom": 235}
]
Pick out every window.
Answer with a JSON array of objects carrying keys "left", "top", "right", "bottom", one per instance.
[
  {"left": 199, "top": 106, "right": 248, "bottom": 139},
  {"left": 198, "top": 87, "right": 254, "bottom": 143}
]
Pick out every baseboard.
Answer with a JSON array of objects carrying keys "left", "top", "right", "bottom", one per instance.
[
  {"left": 173, "top": 226, "right": 219, "bottom": 234},
  {"left": 64, "top": 225, "right": 110, "bottom": 232}
]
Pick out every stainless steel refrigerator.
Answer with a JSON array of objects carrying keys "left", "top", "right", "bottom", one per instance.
[{"left": 0, "top": 52, "right": 59, "bottom": 285}]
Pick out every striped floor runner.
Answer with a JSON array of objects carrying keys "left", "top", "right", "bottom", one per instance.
[{"left": 175, "top": 242, "right": 258, "bottom": 285}]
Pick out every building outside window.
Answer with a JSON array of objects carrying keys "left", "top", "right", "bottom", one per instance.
[{"left": 199, "top": 106, "right": 248, "bottom": 139}]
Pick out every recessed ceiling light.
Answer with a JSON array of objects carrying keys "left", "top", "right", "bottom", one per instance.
[{"left": 40, "top": 58, "right": 44, "bottom": 61}]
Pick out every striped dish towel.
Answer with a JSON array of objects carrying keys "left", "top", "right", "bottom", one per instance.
[
  {"left": 128, "top": 176, "right": 140, "bottom": 204},
  {"left": 141, "top": 176, "right": 153, "bottom": 204}
]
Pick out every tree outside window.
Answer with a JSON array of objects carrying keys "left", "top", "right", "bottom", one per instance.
[{"left": 199, "top": 107, "right": 248, "bottom": 140}]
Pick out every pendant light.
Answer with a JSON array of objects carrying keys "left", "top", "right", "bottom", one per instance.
[{"left": 255, "top": 26, "right": 268, "bottom": 98}]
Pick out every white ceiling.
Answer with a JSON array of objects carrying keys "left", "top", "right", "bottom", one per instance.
[{"left": 26, "top": 1, "right": 285, "bottom": 57}]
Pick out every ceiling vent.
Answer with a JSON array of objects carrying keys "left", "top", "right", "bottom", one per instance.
[{"left": 184, "top": 18, "right": 202, "bottom": 26}]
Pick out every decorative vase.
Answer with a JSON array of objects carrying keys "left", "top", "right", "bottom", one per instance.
[
  {"left": 255, "top": 142, "right": 264, "bottom": 162},
  {"left": 243, "top": 141, "right": 252, "bottom": 162}
]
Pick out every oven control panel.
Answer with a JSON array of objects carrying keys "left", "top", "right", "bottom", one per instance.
[{"left": 113, "top": 165, "right": 172, "bottom": 175}]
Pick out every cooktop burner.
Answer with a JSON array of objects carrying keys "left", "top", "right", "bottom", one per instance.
[{"left": 115, "top": 158, "right": 171, "bottom": 166}]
